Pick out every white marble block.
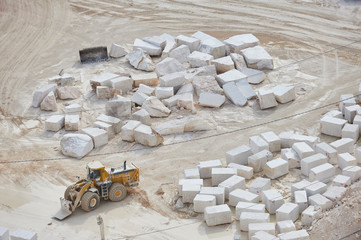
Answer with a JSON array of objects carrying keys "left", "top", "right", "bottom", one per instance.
[
  {"left": 338, "top": 152, "right": 357, "bottom": 169},
  {"left": 10, "top": 229, "right": 37, "bottom": 240},
  {"left": 251, "top": 231, "right": 278, "bottom": 240},
  {"left": 222, "top": 82, "right": 248, "bottom": 106},
  {"left": 264, "top": 158, "right": 289, "bottom": 179},
  {"left": 111, "top": 76, "right": 133, "bottom": 94},
  {"left": 133, "top": 38, "right": 162, "bottom": 56},
  {"left": 342, "top": 166, "right": 361, "bottom": 182},
  {"left": 80, "top": 127, "right": 108, "bottom": 148},
  {"left": 300, "top": 153, "right": 328, "bottom": 176},
  {"left": 291, "top": 179, "right": 311, "bottom": 198},
  {"left": 339, "top": 94, "right": 356, "bottom": 114},
  {"left": 241, "top": 67, "right": 266, "bottom": 84},
  {"left": 226, "top": 145, "right": 252, "bottom": 165},
  {"left": 132, "top": 109, "right": 151, "bottom": 125},
  {"left": 239, "top": 212, "right": 270, "bottom": 231},
  {"left": 281, "top": 148, "right": 301, "bottom": 169},
  {"left": 278, "top": 230, "right": 309, "bottom": 240},
  {"left": 121, "top": 120, "right": 142, "bottom": 142},
  {"left": 277, "top": 220, "right": 296, "bottom": 234},
  {"left": 223, "top": 34, "right": 259, "bottom": 52},
  {"left": 106, "top": 95, "right": 131, "bottom": 119},
  {"left": 187, "top": 51, "right": 214, "bottom": 68},
  {"left": 248, "top": 150, "right": 272, "bottom": 173},
  {"left": 344, "top": 105, "right": 360, "bottom": 123},
  {"left": 301, "top": 206, "right": 321, "bottom": 226},
  {"left": 229, "top": 189, "right": 260, "bottom": 206},
  {"left": 159, "top": 71, "right": 185, "bottom": 88},
  {"left": 342, "top": 123, "right": 359, "bottom": 142},
  {"left": 320, "top": 116, "right": 347, "bottom": 137},
  {"left": 131, "top": 72, "right": 158, "bottom": 87},
  {"left": 175, "top": 35, "right": 200, "bottom": 52},
  {"left": 204, "top": 204, "right": 232, "bottom": 227},
  {"left": 169, "top": 45, "right": 190, "bottom": 63},
  {"left": 155, "top": 87, "right": 174, "bottom": 99},
  {"left": 258, "top": 89, "right": 278, "bottom": 110},
  {"left": 215, "top": 69, "right": 247, "bottom": 86},
  {"left": 228, "top": 163, "right": 254, "bottom": 179},
  {"left": 0, "top": 226, "right": 9, "bottom": 240},
  {"left": 315, "top": 142, "right": 337, "bottom": 164},
  {"left": 199, "top": 187, "right": 225, "bottom": 205},
  {"left": 218, "top": 175, "right": 246, "bottom": 200},
  {"left": 211, "top": 168, "right": 237, "bottom": 186},
  {"left": 198, "top": 159, "right": 222, "bottom": 179},
  {"left": 138, "top": 84, "right": 154, "bottom": 96},
  {"left": 236, "top": 202, "right": 266, "bottom": 220},
  {"left": 248, "top": 223, "right": 275, "bottom": 239},
  {"left": 262, "top": 189, "right": 284, "bottom": 214},
  {"left": 184, "top": 168, "right": 200, "bottom": 179},
  {"left": 178, "top": 179, "right": 203, "bottom": 196},
  {"left": 236, "top": 79, "right": 257, "bottom": 99},
  {"left": 155, "top": 57, "right": 185, "bottom": 76},
  {"left": 260, "top": 131, "right": 281, "bottom": 153},
  {"left": 276, "top": 203, "right": 299, "bottom": 222},
  {"left": 193, "top": 194, "right": 216, "bottom": 213},
  {"left": 45, "top": 115, "right": 65, "bottom": 132},
  {"left": 304, "top": 181, "right": 327, "bottom": 196},
  {"left": 109, "top": 43, "right": 127, "bottom": 58},
  {"left": 65, "top": 115, "right": 79, "bottom": 131},
  {"left": 330, "top": 138, "right": 354, "bottom": 154},
  {"left": 241, "top": 46, "right": 274, "bottom": 70},
  {"left": 294, "top": 190, "right": 308, "bottom": 214},
  {"left": 273, "top": 85, "right": 296, "bottom": 104},
  {"left": 134, "top": 124, "right": 164, "bottom": 147},
  {"left": 309, "top": 163, "right": 335, "bottom": 183},
  {"left": 353, "top": 115, "right": 361, "bottom": 134},
  {"left": 182, "top": 184, "right": 201, "bottom": 203},
  {"left": 248, "top": 177, "right": 271, "bottom": 198},
  {"left": 192, "top": 31, "right": 226, "bottom": 58},
  {"left": 96, "top": 114, "right": 121, "bottom": 134},
  {"left": 308, "top": 193, "right": 333, "bottom": 211},
  {"left": 292, "top": 142, "right": 315, "bottom": 159},
  {"left": 322, "top": 186, "right": 347, "bottom": 202},
  {"left": 332, "top": 174, "right": 351, "bottom": 187},
  {"left": 198, "top": 92, "right": 225, "bottom": 108},
  {"left": 32, "top": 84, "right": 57, "bottom": 107},
  {"left": 249, "top": 136, "right": 269, "bottom": 154},
  {"left": 211, "top": 56, "right": 235, "bottom": 73}
]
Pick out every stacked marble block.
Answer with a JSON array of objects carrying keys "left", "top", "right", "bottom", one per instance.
[{"left": 44, "top": 103, "right": 82, "bottom": 132}]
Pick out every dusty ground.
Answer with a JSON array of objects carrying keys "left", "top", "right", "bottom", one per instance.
[{"left": 1, "top": 0, "right": 361, "bottom": 239}]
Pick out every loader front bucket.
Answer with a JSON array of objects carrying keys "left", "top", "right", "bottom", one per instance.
[
  {"left": 79, "top": 46, "right": 108, "bottom": 63},
  {"left": 53, "top": 197, "right": 73, "bottom": 220}
]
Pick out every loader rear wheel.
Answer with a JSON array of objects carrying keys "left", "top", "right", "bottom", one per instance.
[
  {"left": 109, "top": 183, "right": 127, "bottom": 202},
  {"left": 64, "top": 185, "right": 74, "bottom": 201},
  {"left": 81, "top": 192, "right": 100, "bottom": 212}
]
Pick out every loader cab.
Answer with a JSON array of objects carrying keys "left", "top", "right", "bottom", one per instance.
[{"left": 87, "top": 161, "right": 106, "bottom": 182}]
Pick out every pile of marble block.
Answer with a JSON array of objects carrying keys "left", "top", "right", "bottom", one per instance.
[{"left": 0, "top": 227, "right": 37, "bottom": 240}]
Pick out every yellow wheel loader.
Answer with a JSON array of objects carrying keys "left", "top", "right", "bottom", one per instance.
[{"left": 53, "top": 161, "right": 139, "bottom": 220}]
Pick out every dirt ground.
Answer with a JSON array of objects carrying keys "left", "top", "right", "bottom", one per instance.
[{"left": 1, "top": 0, "right": 361, "bottom": 239}]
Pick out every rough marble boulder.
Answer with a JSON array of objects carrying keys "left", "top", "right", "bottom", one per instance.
[
  {"left": 32, "top": 84, "right": 57, "bottom": 107},
  {"left": 126, "top": 48, "right": 155, "bottom": 72},
  {"left": 61, "top": 134, "right": 94, "bottom": 159},
  {"left": 241, "top": 46, "right": 274, "bottom": 70},
  {"left": 109, "top": 43, "right": 127, "bottom": 58},
  {"left": 134, "top": 124, "right": 164, "bottom": 147},
  {"left": 142, "top": 96, "right": 171, "bottom": 117},
  {"left": 40, "top": 91, "right": 57, "bottom": 111},
  {"left": 133, "top": 38, "right": 162, "bottom": 56}
]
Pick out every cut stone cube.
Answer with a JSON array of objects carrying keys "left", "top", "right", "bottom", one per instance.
[
  {"left": 309, "top": 163, "right": 335, "bottom": 183},
  {"left": 90, "top": 73, "right": 119, "bottom": 89},
  {"left": 324, "top": 109, "right": 343, "bottom": 118},
  {"left": 236, "top": 79, "right": 257, "bottom": 99},
  {"left": 10, "top": 229, "right": 37, "bottom": 240},
  {"left": 301, "top": 153, "right": 327, "bottom": 176},
  {"left": 248, "top": 177, "right": 271, "bottom": 198},
  {"left": 138, "top": 84, "right": 154, "bottom": 96},
  {"left": 143, "top": 36, "right": 166, "bottom": 49},
  {"left": 228, "top": 163, "right": 254, "bottom": 179},
  {"left": 45, "top": 115, "right": 65, "bottom": 132},
  {"left": 226, "top": 145, "right": 252, "bottom": 165},
  {"left": 236, "top": 202, "right": 266, "bottom": 220},
  {"left": 94, "top": 121, "right": 113, "bottom": 137},
  {"left": 342, "top": 166, "right": 361, "bottom": 182},
  {"left": 322, "top": 186, "right": 347, "bottom": 202},
  {"left": 281, "top": 148, "right": 300, "bottom": 169},
  {"left": 353, "top": 115, "right": 361, "bottom": 134},
  {"left": 239, "top": 212, "right": 270, "bottom": 231},
  {"left": 155, "top": 87, "right": 174, "bottom": 99},
  {"left": 159, "top": 71, "right": 185, "bottom": 88},
  {"left": 199, "top": 187, "right": 225, "bottom": 205},
  {"left": 155, "top": 58, "right": 185, "bottom": 76},
  {"left": 64, "top": 103, "right": 82, "bottom": 117},
  {"left": 96, "top": 114, "right": 121, "bottom": 133},
  {"left": 260, "top": 131, "right": 281, "bottom": 153},
  {"left": 193, "top": 194, "right": 216, "bottom": 213},
  {"left": 294, "top": 190, "right": 308, "bottom": 213},
  {"left": 277, "top": 220, "right": 296, "bottom": 234},
  {"left": 222, "top": 82, "right": 248, "bottom": 106},
  {"left": 106, "top": 95, "right": 131, "bottom": 119},
  {"left": 262, "top": 189, "right": 285, "bottom": 214},
  {"left": 248, "top": 150, "right": 273, "bottom": 173},
  {"left": 273, "top": 85, "right": 296, "bottom": 104},
  {"left": 264, "top": 158, "right": 289, "bottom": 179},
  {"left": 276, "top": 203, "right": 299, "bottom": 222},
  {"left": 211, "top": 56, "right": 235, "bottom": 73},
  {"left": 211, "top": 168, "right": 237, "bottom": 186},
  {"left": 111, "top": 76, "right": 133, "bottom": 93},
  {"left": 197, "top": 159, "right": 222, "bottom": 179},
  {"left": 320, "top": 116, "right": 347, "bottom": 137},
  {"left": 182, "top": 184, "right": 201, "bottom": 203},
  {"left": 175, "top": 35, "right": 200, "bottom": 52},
  {"left": 332, "top": 174, "right": 351, "bottom": 187},
  {"left": 0, "top": 226, "right": 9, "bottom": 240},
  {"left": 278, "top": 230, "right": 309, "bottom": 240},
  {"left": 134, "top": 124, "right": 164, "bottom": 147},
  {"left": 133, "top": 38, "right": 162, "bottom": 56},
  {"left": 308, "top": 193, "right": 333, "bottom": 211},
  {"left": 249, "top": 136, "right": 269, "bottom": 154},
  {"left": 229, "top": 189, "right": 260, "bottom": 206},
  {"left": 215, "top": 69, "right": 247, "bottom": 86},
  {"left": 290, "top": 134, "right": 319, "bottom": 149},
  {"left": 279, "top": 131, "right": 295, "bottom": 148},
  {"left": 143, "top": 96, "right": 171, "bottom": 117},
  {"left": 344, "top": 105, "right": 360, "bottom": 123},
  {"left": 241, "top": 67, "right": 266, "bottom": 84},
  {"left": 338, "top": 152, "right": 357, "bottom": 169},
  {"left": 32, "top": 84, "right": 57, "bottom": 107},
  {"left": 169, "top": 45, "right": 190, "bottom": 63},
  {"left": 131, "top": 72, "right": 158, "bottom": 87},
  {"left": 251, "top": 231, "right": 278, "bottom": 240},
  {"left": 192, "top": 31, "right": 226, "bottom": 58},
  {"left": 199, "top": 92, "right": 225, "bottom": 108},
  {"left": 258, "top": 89, "right": 278, "bottom": 110},
  {"left": 339, "top": 94, "right": 356, "bottom": 114},
  {"left": 132, "top": 91, "right": 148, "bottom": 106},
  {"left": 192, "top": 75, "right": 222, "bottom": 96},
  {"left": 176, "top": 92, "right": 194, "bottom": 110},
  {"left": 223, "top": 34, "right": 259, "bottom": 52},
  {"left": 292, "top": 142, "right": 315, "bottom": 159},
  {"left": 304, "top": 181, "right": 327, "bottom": 196},
  {"left": 218, "top": 175, "right": 246, "bottom": 200},
  {"left": 315, "top": 142, "right": 337, "bottom": 164},
  {"left": 187, "top": 51, "right": 214, "bottom": 68},
  {"left": 178, "top": 179, "right": 203, "bottom": 196},
  {"left": 126, "top": 48, "right": 155, "bottom": 72},
  {"left": 80, "top": 127, "right": 108, "bottom": 148},
  {"left": 109, "top": 43, "right": 127, "bottom": 58},
  {"left": 241, "top": 46, "right": 273, "bottom": 70},
  {"left": 204, "top": 204, "right": 232, "bottom": 227},
  {"left": 301, "top": 206, "right": 321, "bottom": 226},
  {"left": 121, "top": 120, "right": 142, "bottom": 141},
  {"left": 132, "top": 109, "right": 151, "bottom": 125},
  {"left": 184, "top": 168, "right": 200, "bottom": 179},
  {"left": 248, "top": 223, "right": 275, "bottom": 239},
  {"left": 65, "top": 115, "right": 79, "bottom": 131},
  {"left": 342, "top": 124, "right": 359, "bottom": 142},
  {"left": 291, "top": 179, "right": 311, "bottom": 198},
  {"left": 330, "top": 138, "right": 354, "bottom": 154}
]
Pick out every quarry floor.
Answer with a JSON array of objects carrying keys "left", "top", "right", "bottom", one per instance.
[{"left": 0, "top": 0, "right": 361, "bottom": 239}]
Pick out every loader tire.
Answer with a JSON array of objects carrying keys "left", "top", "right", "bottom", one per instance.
[
  {"left": 64, "top": 185, "right": 74, "bottom": 200},
  {"left": 109, "top": 183, "right": 127, "bottom": 202},
  {"left": 81, "top": 192, "right": 100, "bottom": 212}
]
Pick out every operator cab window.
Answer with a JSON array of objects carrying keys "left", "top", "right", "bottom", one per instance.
[{"left": 88, "top": 168, "right": 101, "bottom": 179}]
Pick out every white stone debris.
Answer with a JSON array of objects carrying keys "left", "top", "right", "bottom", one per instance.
[
  {"left": 322, "top": 186, "right": 347, "bottom": 202},
  {"left": 175, "top": 35, "right": 200, "bottom": 52},
  {"left": 204, "top": 204, "right": 232, "bottom": 227},
  {"left": 106, "top": 95, "right": 131, "bottom": 119},
  {"left": 264, "top": 158, "right": 289, "bottom": 179},
  {"left": 131, "top": 91, "right": 149, "bottom": 106},
  {"left": 40, "top": 91, "right": 57, "bottom": 111},
  {"left": 248, "top": 223, "right": 275, "bottom": 239},
  {"left": 292, "top": 142, "right": 315, "bottom": 159},
  {"left": 228, "top": 163, "right": 254, "bottom": 179},
  {"left": 121, "top": 120, "right": 142, "bottom": 142},
  {"left": 96, "top": 114, "right": 122, "bottom": 134},
  {"left": 315, "top": 142, "right": 337, "bottom": 164},
  {"left": 61, "top": 133, "right": 94, "bottom": 159},
  {"left": 301, "top": 206, "right": 321, "bottom": 226},
  {"left": 249, "top": 136, "right": 269, "bottom": 154},
  {"left": 236, "top": 79, "right": 257, "bottom": 99},
  {"left": 45, "top": 115, "right": 64, "bottom": 132},
  {"left": 211, "top": 168, "right": 237, "bottom": 186},
  {"left": 281, "top": 148, "right": 300, "bottom": 169},
  {"left": 199, "top": 92, "right": 225, "bottom": 108},
  {"left": 218, "top": 175, "right": 246, "bottom": 200},
  {"left": 192, "top": 75, "right": 223, "bottom": 96},
  {"left": 248, "top": 150, "right": 272, "bottom": 173},
  {"left": 187, "top": 51, "right": 214, "bottom": 68},
  {"left": 342, "top": 123, "right": 359, "bottom": 142},
  {"left": 330, "top": 138, "right": 354, "bottom": 154},
  {"left": 211, "top": 56, "right": 235, "bottom": 73},
  {"left": 80, "top": 127, "right": 108, "bottom": 148},
  {"left": 184, "top": 168, "right": 200, "bottom": 179},
  {"left": 131, "top": 72, "right": 158, "bottom": 87},
  {"left": 109, "top": 43, "right": 127, "bottom": 58},
  {"left": 309, "top": 163, "right": 335, "bottom": 183},
  {"left": 300, "top": 153, "right": 327, "bottom": 176},
  {"left": 192, "top": 31, "right": 226, "bottom": 58},
  {"left": 156, "top": 57, "right": 185, "bottom": 76},
  {"left": 198, "top": 159, "right": 222, "bottom": 179},
  {"left": 222, "top": 82, "right": 248, "bottom": 106},
  {"left": 10, "top": 229, "right": 37, "bottom": 240},
  {"left": 236, "top": 202, "right": 266, "bottom": 220},
  {"left": 332, "top": 174, "right": 351, "bottom": 187},
  {"left": 230, "top": 53, "right": 247, "bottom": 70},
  {"left": 90, "top": 72, "right": 119, "bottom": 89},
  {"left": 239, "top": 212, "right": 270, "bottom": 232},
  {"left": 276, "top": 220, "right": 296, "bottom": 234},
  {"left": 229, "top": 189, "right": 260, "bottom": 206},
  {"left": 134, "top": 124, "right": 164, "bottom": 147},
  {"left": 305, "top": 181, "right": 327, "bottom": 196},
  {"left": 65, "top": 115, "right": 79, "bottom": 131},
  {"left": 199, "top": 187, "right": 225, "bottom": 205},
  {"left": 273, "top": 85, "right": 296, "bottom": 104},
  {"left": 338, "top": 152, "right": 357, "bottom": 169},
  {"left": 126, "top": 48, "right": 155, "bottom": 72},
  {"left": 143, "top": 36, "right": 167, "bottom": 49},
  {"left": 57, "top": 86, "right": 81, "bottom": 100},
  {"left": 133, "top": 38, "right": 162, "bottom": 56},
  {"left": 216, "top": 69, "right": 247, "bottom": 86},
  {"left": 224, "top": 34, "right": 259, "bottom": 53},
  {"left": 32, "top": 84, "right": 57, "bottom": 107},
  {"left": 241, "top": 45, "right": 274, "bottom": 70},
  {"left": 308, "top": 193, "right": 333, "bottom": 211},
  {"left": 193, "top": 194, "right": 216, "bottom": 213},
  {"left": 169, "top": 45, "right": 190, "bottom": 63},
  {"left": 226, "top": 145, "right": 252, "bottom": 165},
  {"left": 178, "top": 179, "right": 203, "bottom": 196},
  {"left": 276, "top": 203, "right": 299, "bottom": 222},
  {"left": 262, "top": 189, "right": 285, "bottom": 214},
  {"left": 258, "top": 89, "right": 278, "bottom": 110}
]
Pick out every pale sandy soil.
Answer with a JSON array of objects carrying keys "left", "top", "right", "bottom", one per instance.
[{"left": 0, "top": 0, "right": 361, "bottom": 239}]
